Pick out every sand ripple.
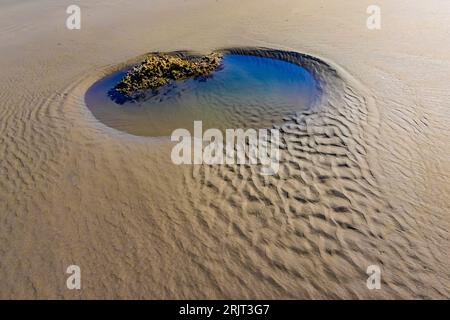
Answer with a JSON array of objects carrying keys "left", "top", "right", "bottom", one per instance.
[{"left": 0, "top": 45, "right": 448, "bottom": 299}]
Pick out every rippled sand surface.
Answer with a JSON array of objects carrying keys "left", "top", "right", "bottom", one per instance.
[{"left": 0, "top": 0, "right": 449, "bottom": 299}]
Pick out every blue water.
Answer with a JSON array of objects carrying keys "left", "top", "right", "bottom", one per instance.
[{"left": 85, "top": 54, "right": 320, "bottom": 137}]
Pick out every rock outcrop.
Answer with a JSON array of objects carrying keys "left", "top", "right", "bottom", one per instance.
[{"left": 114, "top": 52, "right": 223, "bottom": 98}]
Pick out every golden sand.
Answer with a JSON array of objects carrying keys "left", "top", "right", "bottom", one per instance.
[{"left": 0, "top": 0, "right": 448, "bottom": 299}]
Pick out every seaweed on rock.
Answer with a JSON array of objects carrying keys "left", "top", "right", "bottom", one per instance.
[{"left": 111, "top": 52, "right": 223, "bottom": 102}]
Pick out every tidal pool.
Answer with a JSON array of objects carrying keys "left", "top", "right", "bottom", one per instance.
[{"left": 85, "top": 53, "right": 320, "bottom": 137}]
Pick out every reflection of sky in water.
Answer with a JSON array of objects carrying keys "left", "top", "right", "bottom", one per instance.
[{"left": 85, "top": 54, "right": 320, "bottom": 137}]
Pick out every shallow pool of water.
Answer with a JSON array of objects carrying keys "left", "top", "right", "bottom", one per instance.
[{"left": 85, "top": 53, "right": 320, "bottom": 137}]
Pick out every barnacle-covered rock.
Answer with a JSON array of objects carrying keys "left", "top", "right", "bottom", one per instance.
[{"left": 114, "top": 52, "right": 223, "bottom": 98}]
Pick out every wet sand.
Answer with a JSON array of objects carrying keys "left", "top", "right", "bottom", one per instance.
[{"left": 0, "top": 0, "right": 449, "bottom": 299}]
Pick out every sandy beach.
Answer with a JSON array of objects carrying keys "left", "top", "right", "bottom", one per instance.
[{"left": 0, "top": 0, "right": 449, "bottom": 299}]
